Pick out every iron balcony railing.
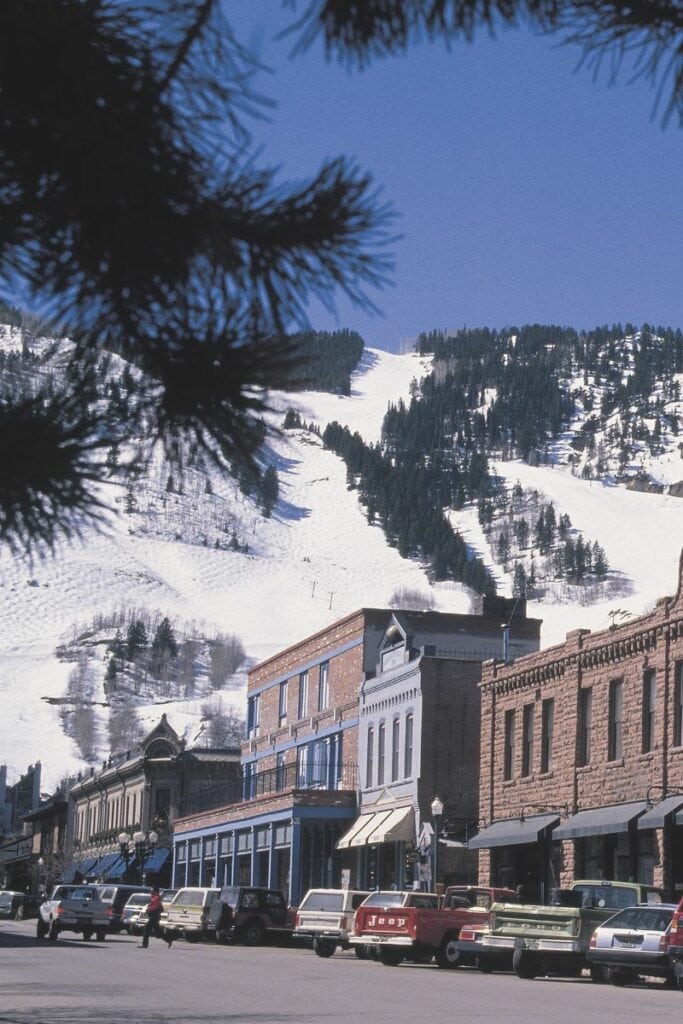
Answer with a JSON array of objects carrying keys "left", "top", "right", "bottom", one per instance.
[{"left": 179, "top": 761, "right": 358, "bottom": 818}]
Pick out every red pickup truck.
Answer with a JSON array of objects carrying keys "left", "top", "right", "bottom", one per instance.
[{"left": 350, "top": 887, "right": 514, "bottom": 968}]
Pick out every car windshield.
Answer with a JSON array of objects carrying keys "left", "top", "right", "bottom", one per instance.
[
  {"left": 361, "top": 893, "right": 410, "bottom": 908},
  {"left": 574, "top": 885, "right": 645, "bottom": 910},
  {"left": 0, "top": 893, "right": 12, "bottom": 906},
  {"left": 127, "top": 894, "right": 149, "bottom": 907},
  {"left": 300, "top": 892, "right": 344, "bottom": 912}
]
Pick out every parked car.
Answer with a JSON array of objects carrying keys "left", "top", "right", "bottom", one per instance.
[
  {"left": 587, "top": 903, "right": 678, "bottom": 986},
  {"left": 481, "top": 879, "right": 663, "bottom": 980},
  {"left": 294, "top": 888, "right": 371, "bottom": 957},
  {"left": 0, "top": 890, "right": 43, "bottom": 920},
  {"left": 162, "top": 887, "right": 220, "bottom": 943},
  {"left": 97, "top": 884, "right": 151, "bottom": 933},
  {"left": 350, "top": 889, "right": 492, "bottom": 967},
  {"left": 210, "top": 886, "right": 295, "bottom": 946},
  {"left": 121, "top": 892, "right": 153, "bottom": 935},
  {"left": 668, "top": 895, "right": 683, "bottom": 992}
]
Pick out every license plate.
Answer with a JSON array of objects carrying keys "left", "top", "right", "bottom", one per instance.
[
  {"left": 525, "top": 939, "right": 539, "bottom": 949},
  {"left": 617, "top": 941, "right": 636, "bottom": 948}
]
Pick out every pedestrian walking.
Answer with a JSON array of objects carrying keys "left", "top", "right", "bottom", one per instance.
[{"left": 139, "top": 887, "right": 164, "bottom": 948}]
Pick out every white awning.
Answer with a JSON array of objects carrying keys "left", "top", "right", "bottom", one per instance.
[
  {"left": 337, "top": 807, "right": 413, "bottom": 849},
  {"left": 366, "top": 806, "right": 414, "bottom": 845}
]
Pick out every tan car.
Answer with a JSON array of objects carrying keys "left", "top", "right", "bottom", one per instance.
[
  {"left": 161, "top": 886, "right": 220, "bottom": 943},
  {"left": 294, "top": 888, "right": 371, "bottom": 957}
]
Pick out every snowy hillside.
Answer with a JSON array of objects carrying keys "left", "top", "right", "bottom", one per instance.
[{"left": 2, "top": 341, "right": 683, "bottom": 790}]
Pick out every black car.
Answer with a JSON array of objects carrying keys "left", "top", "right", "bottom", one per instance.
[{"left": 0, "top": 891, "right": 43, "bottom": 920}]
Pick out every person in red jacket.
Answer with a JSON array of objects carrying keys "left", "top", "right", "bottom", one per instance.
[{"left": 140, "top": 887, "right": 164, "bottom": 948}]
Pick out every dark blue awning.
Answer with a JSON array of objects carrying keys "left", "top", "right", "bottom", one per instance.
[
  {"left": 105, "top": 855, "right": 129, "bottom": 879},
  {"left": 143, "top": 848, "right": 170, "bottom": 873},
  {"left": 88, "top": 852, "right": 121, "bottom": 878}
]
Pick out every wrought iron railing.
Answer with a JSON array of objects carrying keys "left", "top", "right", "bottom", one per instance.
[{"left": 179, "top": 761, "right": 358, "bottom": 818}]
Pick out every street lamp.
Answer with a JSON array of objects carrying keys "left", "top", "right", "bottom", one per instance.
[
  {"left": 37, "top": 856, "right": 45, "bottom": 896},
  {"left": 118, "top": 830, "right": 158, "bottom": 885},
  {"left": 430, "top": 796, "right": 444, "bottom": 893}
]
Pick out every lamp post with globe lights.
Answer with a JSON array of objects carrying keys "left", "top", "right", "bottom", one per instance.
[
  {"left": 430, "top": 796, "right": 443, "bottom": 893},
  {"left": 118, "top": 829, "right": 158, "bottom": 885}
]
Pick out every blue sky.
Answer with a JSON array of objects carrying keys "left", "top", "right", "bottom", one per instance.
[{"left": 228, "top": 3, "right": 683, "bottom": 351}]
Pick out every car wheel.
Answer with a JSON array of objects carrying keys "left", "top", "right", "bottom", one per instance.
[
  {"left": 96, "top": 931, "right": 106, "bottom": 942},
  {"left": 436, "top": 935, "right": 460, "bottom": 969},
  {"left": 378, "top": 947, "right": 403, "bottom": 967},
  {"left": 606, "top": 968, "right": 633, "bottom": 987},
  {"left": 36, "top": 918, "right": 48, "bottom": 940},
  {"left": 354, "top": 945, "right": 369, "bottom": 960},
  {"left": 240, "top": 918, "right": 266, "bottom": 947},
  {"left": 512, "top": 948, "right": 537, "bottom": 980},
  {"left": 313, "top": 938, "right": 336, "bottom": 958},
  {"left": 82, "top": 929, "right": 92, "bottom": 941},
  {"left": 48, "top": 922, "right": 59, "bottom": 942}
]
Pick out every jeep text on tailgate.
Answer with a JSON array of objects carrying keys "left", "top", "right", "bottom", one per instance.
[{"left": 351, "top": 889, "right": 495, "bottom": 968}]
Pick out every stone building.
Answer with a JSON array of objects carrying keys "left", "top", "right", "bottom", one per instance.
[
  {"left": 473, "top": 550, "right": 683, "bottom": 901},
  {"left": 171, "top": 600, "right": 541, "bottom": 903},
  {"left": 64, "top": 715, "right": 240, "bottom": 886}
]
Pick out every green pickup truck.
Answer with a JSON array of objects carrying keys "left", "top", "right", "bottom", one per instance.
[{"left": 479, "top": 880, "right": 663, "bottom": 980}]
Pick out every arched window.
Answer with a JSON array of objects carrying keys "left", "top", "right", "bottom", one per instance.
[
  {"left": 404, "top": 714, "right": 414, "bottom": 778},
  {"left": 366, "top": 727, "right": 374, "bottom": 788}
]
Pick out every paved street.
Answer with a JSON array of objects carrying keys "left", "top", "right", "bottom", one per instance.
[{"left": 0, "top": 919, "right": 679, "bottom": 1024}]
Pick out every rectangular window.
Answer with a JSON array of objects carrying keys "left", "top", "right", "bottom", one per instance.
[
  {"left": 247, "top": 694, "right": 261, "bottom": 738},
  {"left": 297, "top": 745, "right": 309, "bottom": 788},
  {"left": 521, "top": 703, "right": 534, "bottom": 777},
  {"left": 541, "top": 698, "right": 554, "bottom": 773},
  {"left": 404, "top": 714, "right": 414, "bottom": 778},
  {"left": 276, "top": 752, "right": 285, "bottom": 791},
  {"left": 503, "top": 710, "right": 515, "bottom": 781},
  {"left": 642, "top": 669, "right": 656, "bottom": 753},
  {"left": 391, "top": 718, "right": 400, "bottom": 782},
  {"left": 298, "top": 671, "right": 308, "bottom": 720},
  {"left": 366, "top": 727, "right": 374, "bottom": 788},
  {"left": 318, "top": 661, "right": 330, "bottom": 711},
  {"left": 279, "top": 680, "right": 288, "bottom": 725},
  {"left": 377, "top": 723, "right": 386, "bottom": 785},
  {"left": 608, "top": 679, "right": 623, "bottom": 761},
  {"left": 675, "top": 663, "right": 683, "bottom": 747},
  {"left": 578, "top": 687, "right": 592, "bottom": 766}
]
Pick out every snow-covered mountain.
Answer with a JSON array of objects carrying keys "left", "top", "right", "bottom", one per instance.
[{"left": 2, "top": 337, "right": 682, "bottom": 791}]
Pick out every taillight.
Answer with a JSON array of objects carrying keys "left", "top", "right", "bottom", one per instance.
[
  {"left": 340, "top": 915, "right": 348, "bottom": 929},
  {"left": 659, "top": 934, "right": 668, "bottom": 952},
  {"left": 56, "top": 906, "right": 64, "bottom": 916},
  {"left": 294, "top": 911, "right": 300, "bottom": 927},
  {"left": 106, "top": 907, "right": 113, "bottom": 917},
  {"left": 589, "top": 931, "right": 597, "bottom": 948}
]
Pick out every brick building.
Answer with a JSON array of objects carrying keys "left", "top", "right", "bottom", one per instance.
[
  {"left": 171, "top": 609, "right": 392, "bottom": 903},
  {"left": 473, "top": 550, "right": 683, "bottom": 901},
  {"left": 172, "top": 600, "right": 541, "bottom": 903}
]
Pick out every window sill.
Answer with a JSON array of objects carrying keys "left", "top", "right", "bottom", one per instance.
[
  {"left": 576, "top": 764, "right": 591, "bottom": 773},
  {"left": 520, "top": 773, "right": 535, "bottom": 783},
  {"left": 606, "top": 757, "right": 625, "bottom": 769},
  {"left": 502, "top": 779, "right": 516, "bottom": 788},
  {"left": 538, "top": 770, "right": 554, "bottom": 780}
]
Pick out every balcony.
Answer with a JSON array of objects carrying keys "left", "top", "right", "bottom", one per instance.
[{"left": 179, "top": 761, "right": 358, "bottom": 818}]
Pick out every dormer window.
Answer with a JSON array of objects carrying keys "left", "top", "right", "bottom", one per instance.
[{"left": 146, "top": 739, "right": 173, "bottom": 759}]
